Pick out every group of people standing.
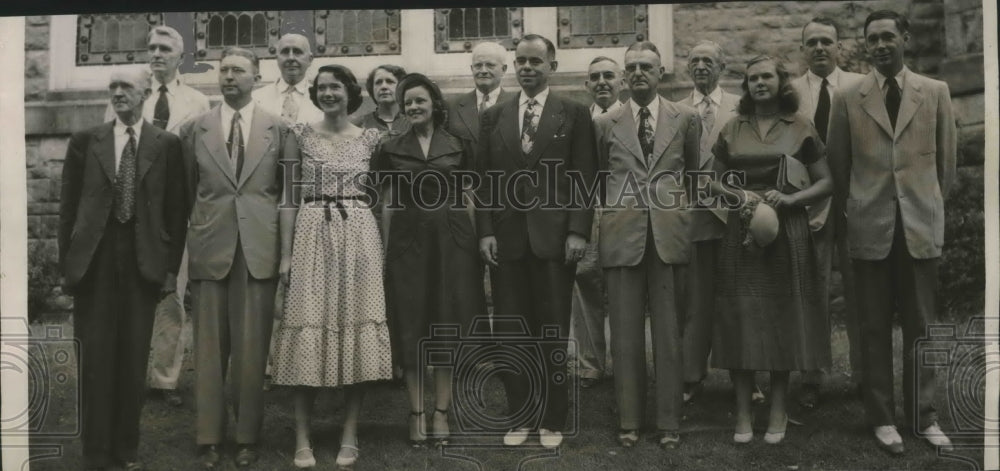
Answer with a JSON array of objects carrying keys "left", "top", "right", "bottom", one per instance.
[{"left": 59, "top": 8, "right": 956, "bottom": 471}]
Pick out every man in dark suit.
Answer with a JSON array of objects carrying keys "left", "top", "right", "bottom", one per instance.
[
  {"left": 791, "top": 17, "right": 865, "bottom": 409},
  {"left": 447, "top": 41, "right": 513, "bottom": 323},
  {"left": 827, "top": 10, "right": 955, "bottom": 455},
  {"left": 102, "top": 25, "right": 211, "bottom": 409},
  {"left": 447, "top": 41, "right": 513, "bottom": 144},
  {"left": 594, "top": 41, "right": 700, "bottom": 449},
  {"left": 60, "top": 67, "right": 186, "bottom": 471},
  {"left": 179, "top": 47, "right": 290, "bottom": 468},
  {"left": 476, "top": 33, "right": 596, "bottom": 449}
]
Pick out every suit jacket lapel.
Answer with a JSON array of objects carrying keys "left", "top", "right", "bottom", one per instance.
[
  {"left": 611, "top": 106, "right": 645, "bottom": 167},
  {"left": 894, "top": 75, "right": 924, "bottom": 139},
  {"left": 135, "top": 122, "right": 158, "bottom": 184},
  {"left": 524, "top": 94, "right": 565, "bottom": 169},
  {"left": 200, "top": 107, "right": 238, "bottom": 187},
  {"left": 238, "top": 107, "right": 274, "bottom": 188},
  {"left": 456, "top": 91, "right": 479, "bottom": 143},
  {"left": 859, "top": 74, "right": 895, "bottom": 139},
  {"left": 386, "top": 129, "right": 424, "bottom": 160},
  {"left": 650, "top": 99, "right": 680, "bottom": 168},
  {"left": 496, "top": 96, "right": 521, "bottom": 165},
  {"left": 428, "top": 129, "right": 462, "bottom": 160},
  {"left": 93, "top": 124, "right": 117, "bottom": 183}
]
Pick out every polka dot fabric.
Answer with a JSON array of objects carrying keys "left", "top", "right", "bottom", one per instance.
[{"left": 270, "top": 124, "right": 393, "bottom": 387}]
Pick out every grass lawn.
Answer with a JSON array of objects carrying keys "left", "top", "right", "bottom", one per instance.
[{"left": 26, "top": 318, "right": 986, "bottom": 471}]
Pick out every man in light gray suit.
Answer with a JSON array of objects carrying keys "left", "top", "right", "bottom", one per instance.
[
  {"left": 791, "top": 16, "right": 865, "bottom": 410},
  {"left": 179, "top": 47, "right": 291, "bottom": 468},
  {"left": 594, "top": 41, "right": 700, "bottom": 449},
  {"left": 828, "top": 10, "right": 955, "bottom": 455},
  {"left": 677, "top": 40, "right": 739, "bottom": 403}
]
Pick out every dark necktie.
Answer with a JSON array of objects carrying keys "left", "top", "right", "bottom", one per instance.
[
  {"left": 114, "top": 127, "right": 137, "bottom": 222},
  {"left": 814, "top": 78, "right": 830, "bottom": 143},
  {"left": 153, "top": 84, "right": 169, "bottom": 130},
  {"left": 520, "top": 98, "right": 539, "bottom": 154},
  {"left": 637, "top": 106, "right": 654, "bottom": 165},
  {"left": 885, "top": 77, "right": 901, "bottom": 130},
  {"left": 601, "top": 107, "right": 608, "bottom": 114},
  {"left": 228, "top": 111, "right": 245, "bottom": 179}
]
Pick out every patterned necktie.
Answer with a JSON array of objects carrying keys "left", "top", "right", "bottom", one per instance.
[
  {"left": 153, "top": 85, "right": 169, "bottom": 130},
  {"left": 228, "top": 111, "right": 245, "bottom": 179},
  {"left": 885, "top": 77, "right": 901, "bottom": 130},
  {"left": 114, "top": 127, "right": 137, "bottom": 222},
  {"left": 637, "top": 106, "right": 654, "bottom": 165},
  {"left": 521, "top": 98, "right": 539, "bottom": 154},
  {"left": 479, "top": 93, "right": 490, "bottom": 114},
  {"left": 814, "top": 78, "right": 830, "bottom": 143},
  {"left": 282, "top": 85, "right": 299, "bottom": 123},
  {"left": 700, "top": 96, "right": 715, "bottom": 150}
]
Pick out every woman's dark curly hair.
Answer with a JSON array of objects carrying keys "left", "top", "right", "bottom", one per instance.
[
  {"left": 365, "top": 64, "right": 407, "bottom": 105},
  {"left": 396, "top": 73, "right": 448, "bottom": 128},
  {"left": 309, "top": 64, "right": 364, "bottom": 115},
  {"left": 737, "top": 55, "right": 799, "bottom": 116}
]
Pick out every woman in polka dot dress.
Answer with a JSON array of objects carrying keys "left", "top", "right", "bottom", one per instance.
[{"left": 270, "top": 64, "right": 393, "bottom": 469}]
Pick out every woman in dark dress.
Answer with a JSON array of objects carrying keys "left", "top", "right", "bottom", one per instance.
[
  {"left": 708, "top": 55, "right": 833, "bottom": 445},
  {"left": 372, "top": 73, "right": 487, "bottom": 447}
]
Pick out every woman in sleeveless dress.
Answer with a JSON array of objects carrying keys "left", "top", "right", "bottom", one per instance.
[{"left": 271, "top": 64, "right": 393, "bottom": 468}]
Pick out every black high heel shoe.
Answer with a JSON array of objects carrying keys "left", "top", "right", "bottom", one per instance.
[
  {"left": 432, "top": 408, "right": 450, "bottom": 447},
  {"left": 408, "top": 411, "right": 427, "bottom": 448}
]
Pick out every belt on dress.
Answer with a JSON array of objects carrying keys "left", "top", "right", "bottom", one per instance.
[{"left": 302, "top": 195, "right": 370, "bottom": 221}]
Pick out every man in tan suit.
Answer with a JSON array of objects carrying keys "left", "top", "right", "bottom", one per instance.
[
  {"left": 677, "top": 40, "right": 739, "bottom": 403},
  {"left": 827, "top": 10, "right": 955, "bottom": 455},
  {"left": 791, "top": 17, "right": 865, "bottom": 409},
  {"left": 102, "top": 26, "right": 210, "bottom": 407},
  {"left": 179, "top": 47, "right": 290, "bottom": 468},
  {"left": 594, "top": 41, "right": 700, "bottom": 449}
]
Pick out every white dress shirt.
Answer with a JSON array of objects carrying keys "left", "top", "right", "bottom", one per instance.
[
  {"left": 590, "top": 100, "right": 623, "bottom": 119},
  {"left": 629, "top": 95, "right": 661, "bottom": 130},
  {"left": 221, "top": 100, "right": 255, "bottom": 145},
  {"left": 113, "top": 118, "right": 143, "bottom": 172},
  {"left": 517, "top": 87, "right": 550, "bottom": 135},
  {"left": 252, "top": 77, "right": 324, "bottom": 124}
]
